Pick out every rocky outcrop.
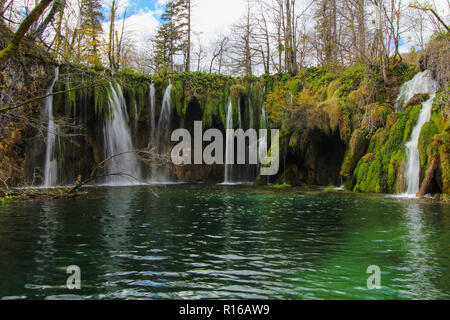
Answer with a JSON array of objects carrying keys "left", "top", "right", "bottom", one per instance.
[{"left": 0, "top": 24, "right": 54, "bottom": 186}]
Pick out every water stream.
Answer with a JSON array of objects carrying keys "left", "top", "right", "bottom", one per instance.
[
  {"left": 43, "top": 67, "right": 60, "bottom": 188},
  {"left": 397, "top": 71, "right": 438, "bottom": 197}
]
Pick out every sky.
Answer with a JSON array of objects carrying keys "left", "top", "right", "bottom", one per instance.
[
  {"left": 106, "top": 0, "right": 250, "bottom": 51},
  {"left": 110, "top": 0, "right": 449, "bottom": 57}
]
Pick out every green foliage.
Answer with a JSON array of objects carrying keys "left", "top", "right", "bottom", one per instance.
[
  {"left": 387, "top": 148, "right": 406, "bottom": 192},
  {"left": 340, "top": 128, "right": 369, "bottom": 178},
  {"left": 418, "top": 122, "right": 438, "bottom": 173},
  {"left": 171, "top": 79, "right": 185, "bottom": 116},
  {"left": 352, "top": 108, "right": 411, "bottom": 193}
]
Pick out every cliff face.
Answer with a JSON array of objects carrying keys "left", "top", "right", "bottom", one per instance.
[
  {"left": 1, "top": 24, "right": 448, "bottom": 195},
  {"left": 0, "top": 24, "right": 53, "bottom": 186}
]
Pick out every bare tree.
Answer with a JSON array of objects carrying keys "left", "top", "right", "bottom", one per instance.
[
  {"left": 0, "top": 0, "right": 54, "bottom": 66},
  {"left": 193, "top": 33, "right": 206, "bottom": 71},
  {"left": 209, "top": 34, "right": 229, "bottom": 73}
]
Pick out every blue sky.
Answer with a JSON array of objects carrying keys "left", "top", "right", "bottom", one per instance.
[{"left": 125, "top": 0, "right": 163, "bottom": 18}]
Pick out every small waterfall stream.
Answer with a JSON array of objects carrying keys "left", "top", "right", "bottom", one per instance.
[
  {"left": 43, "top": 67, "right": 60, "bottom": 188},
  {"left": 151, "top": 81, "right": 172, "bottom": 182},
  {"left": 148, "top": 82, "right": 156, "bottom": 147},
  {"left": 398, "top": 71, "right": 438, "bottom": 196},
  {"left": 103, "top": 82, "right": 142, "bottom": 185},
  {"left": 224, "top": 98, "right": 234, "bottom": 184}
]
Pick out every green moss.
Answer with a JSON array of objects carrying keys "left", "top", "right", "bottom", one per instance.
[
  {"left": 171, "top": 80, "right": 185, "bottom": 116},
  {"left": 353, "top": 156, "right": 382, "bottom": 193},
  {"left": 387, "top": 148, "right": 406, "bottom": 192},
  {"left": 340, "top": 128, "right": 369, "bottom": 178},
  {"left": 440, "top": 143, "right": 450, "bottom": 195},
  {"left": 403, "top": 104, "right": 422, "bottom": 141},
  {"left": 418, "top": 122, "right": 438, "bottom": 174},
  {"left": 270, "top": 184, "right": 292, "bottom": 188}
]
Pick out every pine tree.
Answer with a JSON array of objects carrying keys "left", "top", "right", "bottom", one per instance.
[
  {"left": 79, "top": 0, "right": 104, "bottom": 66},
  {"left": 153, "top": 0, "right": 191, "bottom": 72}
]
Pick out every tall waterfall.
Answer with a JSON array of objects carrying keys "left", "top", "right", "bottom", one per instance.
[
  {"left": 148, "top": 82, "right": 156, "bottom": 147},
  {"left": 151, "top": 81, "right": 172, "bottom": 182},
  {"left": 103, "top": 82, "right": 142, "bottom": 185},
  {"left": 400, "top": 71, "right": 438, "bottom": 196},
  {"left": 43, "top": 67, "right": 60, "bottom": 188},
  {"left": 224, "top": 98, "right": 234, "bottom": 184}
]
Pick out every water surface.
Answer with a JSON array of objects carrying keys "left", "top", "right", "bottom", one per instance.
[{"left": 0, "top": 185, "right": 448, "bottom": 300}]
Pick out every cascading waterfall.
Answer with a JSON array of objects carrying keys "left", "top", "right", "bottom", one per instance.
[
  {"left": 151, "top": 81, "right": 172, "bottom": 182},
  {"left": 395, "top": 70, "right": 438, "bottom": 111},
  {"left": 103, "top": 82, "right": 142, "bottom": 185},
  {"left": 224, "top": 98, "right": 234, "bottom": 184},
  {"left": 148, "top": 82, "right": 156, "bottom": 147},
  {"left": 43, "top": 67, "right": 60, "bottom": 188},
  {"left": 399, "top": 71, "right": 438, "bottom": 196}
]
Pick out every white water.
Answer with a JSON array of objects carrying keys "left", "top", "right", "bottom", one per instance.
[
  {"left": 224, "top": 98, "right": 234, "bottom": 184},
  {"left": 103, "top": 82, "right": 142, "bottom": 186},
  {"left": 151, "top": 82, "right": 172, "bottom": 182},
  {"left": 399, "top": 71, "right": 438, "bottom": 197},
  {"left": 43, "top": 67, "right": 60, "bottom": 188},
  {"left": 395, "top": 70, "right": 437, "bottom": 111},
  {"left": 258, "top": 105, "right": 268, "bottom": 169},
  {"left": 148, "top": 82, "right": 156, "bottom": 147}
]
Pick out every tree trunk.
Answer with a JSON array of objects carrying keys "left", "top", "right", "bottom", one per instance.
[
  {"left": 357, "top": 0, "right": 366, "bottom": 61},
  {"left": 186, "top": 0, "right": 191, "bottom": 72},
  {"left": 0, "top": 0, "right": 53, "bottom": 66}
]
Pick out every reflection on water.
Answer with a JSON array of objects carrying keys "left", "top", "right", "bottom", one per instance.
[
  {"left": 0, "top": 185, "right": 448, "bottom": 300},
  {"left": 399, "top": 203, "right": 439, "bottom": 299}
]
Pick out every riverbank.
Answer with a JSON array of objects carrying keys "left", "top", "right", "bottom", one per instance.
[{"left": 0, "top": 188, "right": 87, "bottom": 203}]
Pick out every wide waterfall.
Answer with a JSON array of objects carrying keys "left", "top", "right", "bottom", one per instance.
[
  {"left": 224, "top": 98, "right": 234, "bottom": 184},
  {"left": 43, "top": 67, "right": 60, "bottom": 188},
  {"left": 151, "top": 81, "right": 172, "bottom": 182},
  {"left": 102, "top": 82, "right": 142, "bottom": 185},
  {"left": 399, "top": 71, "right": 438, "bottom": 196}
]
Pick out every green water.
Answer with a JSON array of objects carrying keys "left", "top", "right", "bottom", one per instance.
[{"left": 0, "top": 184, "right": 449, "bottom": 300}]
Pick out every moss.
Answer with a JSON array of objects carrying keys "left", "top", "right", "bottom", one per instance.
[
  {"left": 403, "top": 104, "right": 421, "bottom": 142},
  {"left": 338, "top": 103, "right": 353, "bottom": 144},
  {"left": 340, "top": 128, "right": 369, "bottom": 178},
  {"left": 418, "top": 122, "right": 438, "bottom": 174},
  {"left": 171, "top": 80, "right": 185, "bottom": 116},
  {"left": 327, "top": 80, "right": 341, "bottom": 100},
  {"left": 388, "top": 148, "right": 406, "bottom": 192},
  {"left": 270, "top": 183, "right": 292, "bottom": 188},
  {"left": 353, "top": 156, "right": 382, "bottom": 193},
  {"left": 64, "top": 81, "right": 77, "bottom": 118},
  {"left": 251, "top": 81, "right": 264, "bottom": 114},
  {"left": 440, "top": 143, "right": 449, "bottom": 195}
]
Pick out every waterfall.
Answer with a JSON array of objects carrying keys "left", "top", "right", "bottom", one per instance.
[
  {"left": 43, "top": 67, "right": 60, "bottom": 188},
  {"left": 151, "top": 81, "right": 172, "bottom": 182},
  {"left": 224, "top": 98, "right": 234, "bottom": 184},
  {"left": 258, "top": 99, "right": 269, "bottom": 175},
  {"left": 103, "top": 82, "right": 142, "bottom": 186},
  {"left": 148, "top": 82, "right": 156, "bottom": 147},
  {"left": 399, "top": 71, "right": 438, "bottom": 196},
  {"left": 248, "top": 84, "right": 254, "bottom": 129},
  {"left": 395, "top": 70, "right": 438, "bottom": 111}
]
